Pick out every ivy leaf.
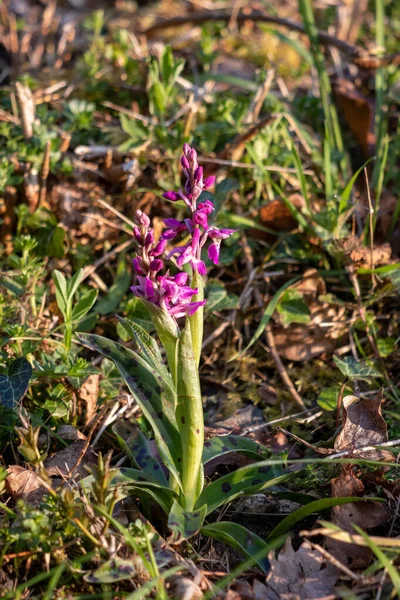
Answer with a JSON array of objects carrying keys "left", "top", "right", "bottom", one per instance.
[
  {"left": 0, "top": 358, "right": 32, "bottom": 409},
  {"left": 333, "top": 356, "right": 383, "bottom": 382},
  {"left": 276, "top": 289, "right": 310, "bottom": 326}
]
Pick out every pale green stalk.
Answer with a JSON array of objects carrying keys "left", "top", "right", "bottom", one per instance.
[
  {"left": 189, "top": 269, "right": 204, "bottom": 367},
  {"left": 176, "top": 321, "right": 204, "bottom": 511}
]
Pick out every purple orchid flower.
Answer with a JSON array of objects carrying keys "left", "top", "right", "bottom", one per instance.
[{"left": 131, "top": 145, "right": 236, "bottom": 319}]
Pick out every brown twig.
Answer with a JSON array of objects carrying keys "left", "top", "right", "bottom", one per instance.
[
  {"left": 265, "top": 325, "right": 306, "bottom": 409},
  {"left": 143, "top": 8, "right": 400, "bottom": 69},
  {"left": 38, "top": 140, "right": 51, "bottom": 209}
]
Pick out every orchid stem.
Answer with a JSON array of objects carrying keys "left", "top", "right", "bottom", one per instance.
[{"left": 189, "top": 270, "right": 204, "bottom": 367}]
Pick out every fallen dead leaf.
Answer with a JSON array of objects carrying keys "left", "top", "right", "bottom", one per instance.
[
  {"left": 169, "top": 576, "right": 203, "bottom": 600},
  {"left": 328, "top": 391, "right": 392, "bottom": 567},
  {"left": 57, "top": 424, "right": 87, "bottom": 442},
  {"left": 5, "top": 466, "right": 45, "bottom": 502},
  {"left": 262, "top": 539, "right": 339, "bottom": 599},
  {"left": 77, "top": 374, "right": 100, "bottom": 425},
  {"left": 333, "top": 78, "right": 375, "bottom": 158},
  {"left": 272, "top": 269, "right": 346, "bottom": 361},
  {"left": 334, "top": 392, "right": 393, "bottom": 461},
  {"left": 258, "top": 194, "right": 305, "bottom": 239},
  {"left": 45, "top": 440, "right": 96, "bottom": 478},
  {"left": 327, "top": 468, "right": 390, "bottom": 568}
]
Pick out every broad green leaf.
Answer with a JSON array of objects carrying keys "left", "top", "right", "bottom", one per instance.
[
  {"left": 0, "top": 358, "right": 32, "bottom": 409},
  {"left": 130, "top": 430, "right": 169, "bottom": 487},
  {"left": 276, "top": 289, "right": 311, "bottom": 326},
  {"left": 317, "top": 386, "right": 341, "bottom": 411},
  {"left": 67, "top": 268, "right": 84, "bottom": 301},
  {"left": 205, "top": 282, "right": 239, "bottom": 313},
  {"left": 112, "top": 468, "right": 175, "bottom": 514},
  {"left": 84, "top": 557, "right": 136, "bottom": 583},
  {"left": 77, "top": 333, "right": 182, "bottom": 490},
  {"left": 201, "top": 522, "right": 271, "bottom": 573},
  {"left": 196, "top": 460, "right": 291, "bottom": 515},
  {"left": 267, "top": 496, "right": 374, "bottom": 542},
  {"left": 176, "top": 320, "right": 204, "bottom": 510},
  {"left": 202, "top": 435, "right": 268, "bottom": 464},
  {"left": 143, "top": 300, "right": 179, "bottom": 383},
  {"left": 168, "top": 500, "right": 207, "bottom": 541},
  {"left": 333, "top": 356, "right": 383, "bottom": 382},
  {"left": 96, "top": 272, "right": 131, "bottom": 315},
  {"left": 52, "top": 270, "right": 68, "bottom": 318},
  {"left": 71, "top": 288, "right": 98, "bottom": 322},
  {"left": 117, "top": 317, "right": 170, "bottom": 383}
]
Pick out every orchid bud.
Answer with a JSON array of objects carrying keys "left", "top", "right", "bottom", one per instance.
[
  {"left": 183, "top": 143, "right": 190, "bottom": 155},
  {"left": 208, "top": 242, "right": 220, "bottom": 264},
  {"left": 181, "top": 154, "right": 190, "bottom": 170},
  {"left": 163, "top": 191, "right": 181, "bottom": 202},
  {"left": 203, "top": 175, "right": 216, "bottom": 189},
  {"left": 133, "top": 226, "right": 142, "bottom": 244},
  {"left": 145, "top": 231, "right": 154, "bottom": 246},
  {"left": 150, "top": 259, "right": 163, "bottom": 272},
  {"left": 132, "top": 257, "right": 145, "bottom": 275},
  {"left": 194, "top": 166, "right": 203, "bottom": 185},
  {"left": 135, "top": 210, "right": 150, "bottom": 229},
  {"left": 151, "top": 238, "right": 167, "bottom": 256}
]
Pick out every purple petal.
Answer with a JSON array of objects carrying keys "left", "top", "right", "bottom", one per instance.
[
  {"left": 203, "top": 176, "right": 216, "bottom": 189},
  {"left": 163, "top": 218, "right": 183, "bottom": 229},
  {"left": 162, "top": 191, "right": 181, "bottom": 202},
  {"left": 197, "top": 200, "right": 214, "bottom": 215},
  {"left": 173, "top": 272, "right": 188, "bottom": 286},
  {"left": 208, "top": 242, "right": 220, "bottom": 264},
  {"left": 208, "top": 228, "right": 236, "bottom": 240},
  {"left": 193, "top": 211, "right": 208, "bottom": 228},
  {"left": 194, "top": 260, "right": 207, "bottom": 275},
  {"left": 162, "top": 229, "right": 178, "bottom": 240},
  {"left": 186, "top": 300, "right": 206, "bottom": 316}
]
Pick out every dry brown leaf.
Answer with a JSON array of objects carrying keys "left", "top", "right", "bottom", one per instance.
[
  {"left": 336, "top": 0, "right": 368, "bottom": 44},
  {"left": 349, "top": 243, "right": 392, "bottom": 269},
  {"left": 327, "top": 469, "right": 390, "bottom": 568},
  {"left": 57, "top": 424, "right": 86, "bottom": 442},
  {"left": 259, "top": 195, "right": 305, "bottom": 238},
  {"left": 262, "top": 539, "right": 339, "bottom": 599},
  {"left": 334, "top": 392, "right": 393, "bottom": 461},
  {"left": 45, "top": 440, "right": 96, "bottom": 478},
  {"left": 5, "top": 466, "right": 45, "bottom": 502},
  {"left": 333, "top": 78, "right": 375, "bottom": 158},
  {"left": 169, "top": 576, "right": 203, "bottom": 600},
  {"left": 77, "top": 374, "right": 100, "bottom": 425},
  {"left": 271, "top": 269, "right": 346, "bottom": 361}
]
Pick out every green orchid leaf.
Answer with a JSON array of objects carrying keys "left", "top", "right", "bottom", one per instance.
[
  {"left": 202, "top": 435, "right": 268, "bottom": 464},
  {"left": 71, "top": 288, "right": 98, "bottom": 322},
  {"left": 112, "top": 468, "right": 175, "bottom": 514},
  {"left": 84, "top": 557, "right": 136, "bottom": 584},
  {"left": 143, "top": 300, "right": 179, "bottom": 383},
  {"left": 77, "top": 333, "right": 182, "bottom": 490},
  {"left": 0, "top": 358, "right": 33, "bottom": 409},
  {"left": 168, "top": 500, "right": 207, "bottom": 542},
  {"left": 201, "top": 522, "right": 271, "bottom": 573},
  {"left": 333, "top": 356, "right": 383, "bottom": 382},
  {"left": 117, "top": 317, "right": 171, "bottom": 383},
  {"left": 129, "top": 430, "right": 169, "bottom": 487},
  {"left": 52, "top": 270, "right": 68, "bottom": 318},
  {"left": 267, "top": 496, "right": 375, "bottom": 542},
  {"left": 196, "top": 460, "right": 292, "bottom": 515}
]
